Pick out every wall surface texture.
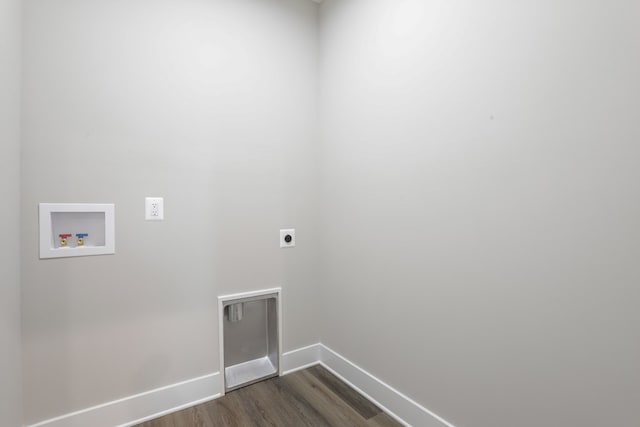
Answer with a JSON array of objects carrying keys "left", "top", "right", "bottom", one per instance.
[
  {"left": 0, "top": 0, "right": 22, "bottom": 424},
  {"left": 318, "top": 1, "right": 640, "bottom": 427},
  {"left": 21, "top": 0, "right": 320, "bottom": 424}
]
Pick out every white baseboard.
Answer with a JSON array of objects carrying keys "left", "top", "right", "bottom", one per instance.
[
  {"left": 281, "top": 343, "right": 323, "bottom": 374},
  {"left": 26, "top": 372, "right": 222, "bottom": 427},
  {"left": 27, "top": 343, "right": 453, "bottom": 427},
  {"left": 283, "top": 343, "right": 455, "bottom": 427},
  {"left": 318, "top": 344, "right": 455, "bottom": 427}
]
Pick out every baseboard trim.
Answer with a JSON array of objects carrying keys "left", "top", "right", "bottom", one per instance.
[
  {"left": 318, "top": 344, "right": 456, "bottom": 427},
  {"left": 26, "top": 372, "right": 222, "bottom": 427},
  {"left": 27, "top": 343, "right": 454, "bottom": 427},
  {"left": 115, "top": 392, "right": 222, "bottom": 427},
  {"left": 281, "top": 343, "right": 322, "bottom": 375},
  {"left": 283, "top": 343, "right": 454, "bottom": 427}
]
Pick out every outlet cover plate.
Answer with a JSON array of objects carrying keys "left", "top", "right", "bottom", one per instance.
[
  {"left": 280, "top": 228, "right": 295, "bottom": 248},
  {"left": 145, "top": 197, "right": 164, "bottom": 221}
]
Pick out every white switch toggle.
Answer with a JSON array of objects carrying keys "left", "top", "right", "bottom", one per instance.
[
  {"left": 145, "top": 197, "right": 164, "bottom": 221},
  {"left": 280, "top": 229, "right": 295, "bottom": 248}
]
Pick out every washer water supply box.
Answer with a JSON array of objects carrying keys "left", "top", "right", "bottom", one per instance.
[{"left": 39, "top": 203, "right": 115, "bottom": 259}]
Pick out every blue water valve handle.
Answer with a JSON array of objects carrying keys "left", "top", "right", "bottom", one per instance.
[{"left": 75, "top": 233, "right": 89, "bottom": 246}]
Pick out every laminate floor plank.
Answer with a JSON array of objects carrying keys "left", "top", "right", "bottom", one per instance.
[
  {"left": 282, "top": 369, "right": 371, "bottom": 426},
  {"left": 141, "top": 407, "right": 196, "bottom": 427},
  {"left": 254, "top": 375, "right": 332, "bottom": 426},
  {"left": 366, "top": 413, "right": 402, "bottom": 427},
  {"left": 306, "top": 364, "right": 382, "bottom": 419},
  {"left": 135, "top": 366, "right": 403, "bottom": 427}
]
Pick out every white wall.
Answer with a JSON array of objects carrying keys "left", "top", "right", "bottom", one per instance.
[
  {"left": 0, "top": 0, "right": 22, "bottom": 424},
  {"left": 21, "top": 0, "right": 320, "bottom": 424},
  {"left": 318, "top": 1, "right": 640, "bottom": 427}
]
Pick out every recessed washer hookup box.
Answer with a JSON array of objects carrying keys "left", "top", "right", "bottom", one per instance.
[{"left": 39, "top": 203, "right": 115, "bottom": 259}]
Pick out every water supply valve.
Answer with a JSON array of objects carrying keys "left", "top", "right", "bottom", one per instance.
[
  {"left": 59, "top": 234, "right": 72, "bottom": 247},
  {"left": 75, "top": 233, "right": 88, "bottom": 246}
]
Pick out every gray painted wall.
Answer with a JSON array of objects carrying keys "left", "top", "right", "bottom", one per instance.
[
  {"left": 318, "top": 1, "right": 640, "bottom": 426},
  {"left": 0, "top": 0, "right": 22, "bottom": 424},
  {"left": 18, "top": 0, "right": 640, "bottom": 425},
  {"left": 21, "top": 0, "right": 320, "bottom": 423}
]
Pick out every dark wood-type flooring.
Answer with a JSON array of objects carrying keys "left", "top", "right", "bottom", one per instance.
[{"left": 136, "top": 365, "right": 402, "bottom": 427}]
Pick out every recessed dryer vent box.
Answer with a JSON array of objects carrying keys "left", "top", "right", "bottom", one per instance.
[
  {"left": 218, "top": 288, "right": 281, "bottom": 393},
  {"left": 39, "top": 203, "right": 115, "bottom": 259}
]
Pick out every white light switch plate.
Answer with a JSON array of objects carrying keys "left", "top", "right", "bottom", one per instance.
[{"left": 145, "top": 197, "right": 164, "bottom": 221}]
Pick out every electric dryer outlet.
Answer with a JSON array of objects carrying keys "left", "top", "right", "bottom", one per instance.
[{"left": 280, "top": 229, "right": 295, "bottom": 248}]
